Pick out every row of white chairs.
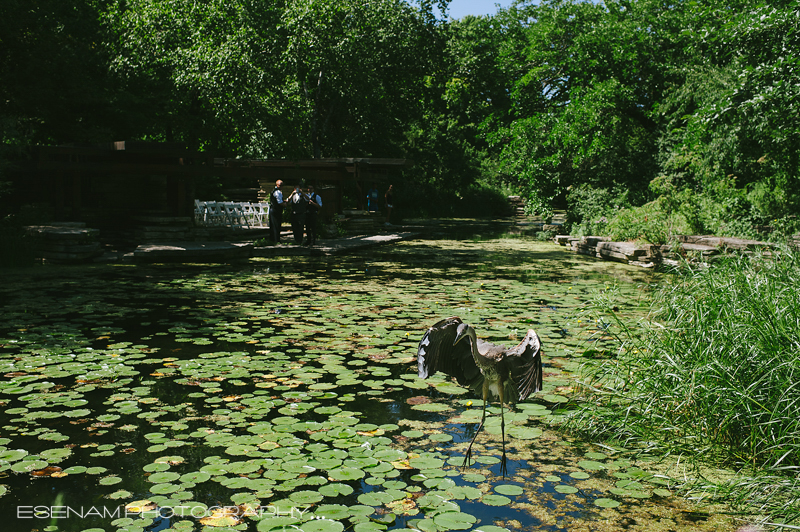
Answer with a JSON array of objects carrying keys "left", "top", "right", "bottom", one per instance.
[{"left": 194, "top": 200, "right": 269, "bottom": 229}]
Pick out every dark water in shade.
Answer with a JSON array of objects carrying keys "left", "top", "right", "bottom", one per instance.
[{"left": 0, "top": 229, "right": 736, "bottom": 532}]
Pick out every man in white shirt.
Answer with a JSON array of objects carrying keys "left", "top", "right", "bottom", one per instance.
[{"left": 269, "top": 180, "right": 286, "bottom": 243}]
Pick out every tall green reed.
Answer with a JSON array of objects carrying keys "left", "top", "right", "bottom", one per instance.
[{"left": 568, "top": 249, "right": 800, "bottom": 523}]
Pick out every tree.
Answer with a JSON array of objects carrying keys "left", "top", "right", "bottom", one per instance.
[
  {"left": 281, "top": 0, "right": 443, "bottom": 158},
  {"left": 658, "top": 0, "right": 800, "bottom": 230},
  {"left": 0, "top": 0, "right": 112, "bottom": 149},
  {"left": 493, "top": 0, "right": 685, "bottom": 213},
  {"left": 104, "top": 0, "right": 292, "bottom": 155}
]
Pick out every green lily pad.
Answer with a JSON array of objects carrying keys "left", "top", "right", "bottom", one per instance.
[
  {"left": 319, "top": 483, "right": 354, "bottom": 497},
  {"left": 107, "top": 490, "right": 133, "bottom": 500},
  {"left": 288, "top": 490, "right": 324, "bottom": 504},
  {"left": 256, "top": 516, "right": 301, "bottom": 531},
  {"left": 495, "top": 484, "right": 524, "bottom": 496},
  {"left": 327, "top": 467, "right": 365, "bottom": 481},
  {"left": 554, "top": 485, "right": 579, "bottom": 494},
  {"left": 12, "top": 460, "right": 48, "bottom": 473},
  {"left": 0, "top": 450, "right": 27, "bottom": 462},
  {"left": 432, "top": 511, "right": 477, "bottom": 530},
  {"left": 301, "top": 519, "right": 345, "bottom": 532},
  {"left": 179, "top": 471, "right": 211, "bottom": 483},
  {"left": 314, "top": 505, "right": 350, "bottom": 520},
  {"left": 408, "top": 456, "right": 445, "bottom": 470},
  {"left": 150, "top": 483, "right": 179, "bottom": 494},
  {"left": 481, "top": 494, "right": 512, "bottom": 506},
  {"left": 594, "top": 498, "right": 621, "bottom": 508},
  {"left": 578, "top": 460, "right": 605, "bottom": 471},
  {"left": 147, "top": 471, "right": 180, "bottom": 483}
]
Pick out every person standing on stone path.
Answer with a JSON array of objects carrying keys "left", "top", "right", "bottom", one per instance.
[
  {"left": 384, "top": 184, "right": 394, "bottom": 226},
  {"left": 269, "top": 180, "right": 286, "bottom": 244},
  {"left": 288, "top": 184, "right": 309, "bottom": 245},
  {"left": 304, "top": 184, "right": 322, "bottom": 246},
  {"left": 367, "top": 183, "right": 379, "bottom": 213}
]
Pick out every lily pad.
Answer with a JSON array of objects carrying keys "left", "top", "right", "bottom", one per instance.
[
  {"left": 481, "top": 494, "right": 512, "bottom": 506},
  {"left": 594, "top": 498, "right": 621, "bottom": 508},
  {"left": 432, "top": 512, "right": 477, "bottom": 530},
  {"left": 289, "top": 490, "right": 324, "bottom": 504},
  {"left": 327, "top": 467, "right": 365, "bottom": 481},
  {"left": 319, "top": 483, "right": 354, "bottom": 497},
  {"left": 554, "top": 485, "right": 579, "bottom": 494},
  {"left": 495, "top": 484, "right": 524, "bottom": 496},
  {"left": 301, "top": 519, "right": 345, "bottom": 532}
]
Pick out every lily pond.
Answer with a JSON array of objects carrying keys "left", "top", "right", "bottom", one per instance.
[{"left": 0, "top": 229, "right": 738, "bottom": 532}]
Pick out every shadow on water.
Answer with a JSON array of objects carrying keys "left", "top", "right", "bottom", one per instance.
[{"left": 0, "top": 229, "right": 736, "bottom": 532}]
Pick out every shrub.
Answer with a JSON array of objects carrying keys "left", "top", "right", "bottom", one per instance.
[
  {"left": 566, "top": 184, "right": 631, "bottom": 237},
  {"left": 604, "top": 200, "right": 692, "bottom": 244}
]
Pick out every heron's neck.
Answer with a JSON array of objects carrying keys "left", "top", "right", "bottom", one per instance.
[{"left": 465, "top": 327, "right": 480, "bottom": 358}]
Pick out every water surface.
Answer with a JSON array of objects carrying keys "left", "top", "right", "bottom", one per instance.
[{"left": 0, "top": 232, "right": 736, "bottom": 531}]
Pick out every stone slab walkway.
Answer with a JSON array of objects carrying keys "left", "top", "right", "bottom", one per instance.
[{"left": 128, "top": 231, "right": 419, "bottom": 263}]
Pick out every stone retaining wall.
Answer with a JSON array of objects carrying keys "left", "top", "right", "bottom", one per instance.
[{"left": 555, "top": 234, "right": 784, "bottom": 268}]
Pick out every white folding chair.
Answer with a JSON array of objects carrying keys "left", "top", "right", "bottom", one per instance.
[
  {"left": 206, "top": 201, "right": 227, "bottom": 226},
  {"left": 258, "top": 203, "right": 269, "bottom": 227},
  {"left": 223, "top": 202, "right": 249, "bottom": 229},
  {"left": 242, "top": 202, "right": 260, "bottom": 227},
  {"left": 194, "top": 200, "right": 207, "bottom": 225}
]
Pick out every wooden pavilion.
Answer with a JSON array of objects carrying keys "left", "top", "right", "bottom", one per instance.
[{"left": 14, "top": 141, "right": 410, "bottom": 229}]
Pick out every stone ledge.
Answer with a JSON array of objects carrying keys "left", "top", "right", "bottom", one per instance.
[{"left": 556, "top": 234, "right": 780, "bottom": 268}]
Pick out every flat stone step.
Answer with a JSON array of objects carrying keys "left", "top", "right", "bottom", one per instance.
[
  {"left": 132, "top": 242, "right": 253, "bottom": 263},
  {"left": 667, "top": 243, "right": 720, "bottom": 256},
  {"left": 25, "top": 223, "right": 99, "bottom": 241},
  {"left": 674, "top": 235, "right": 776, "bottom": 251}
]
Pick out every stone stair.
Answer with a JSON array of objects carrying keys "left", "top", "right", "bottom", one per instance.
[
  {"left": 25, "top": 222, "right": 103, "bottom": 262},
  {"left": 508, "top": 196, "right": 527, "bottom": 219}
]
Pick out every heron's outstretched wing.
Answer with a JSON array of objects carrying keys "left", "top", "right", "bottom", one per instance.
[
  {"left": 417, "top": 316, "right": 482, "bottom": 390},
  {"left": 503, "top": 329, "right": 543, "bottom": 402}
]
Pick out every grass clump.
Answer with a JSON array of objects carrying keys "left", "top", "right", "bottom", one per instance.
[{"left": 570, "top": 250, "right": 800, "bottom": 524}]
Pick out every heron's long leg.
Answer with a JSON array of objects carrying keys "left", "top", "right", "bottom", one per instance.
[
  {"left": 499, "top": 382, "right": 508, "bottom": 477},
  {"left": 463, "top": 380, "right": 488, "bottom": 469}
]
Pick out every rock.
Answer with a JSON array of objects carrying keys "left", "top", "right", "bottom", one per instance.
[
  {"left": 582, "top": 236, "right": 609, "bottom": 246},
  {"left": 679, "top": 243, "right": 720, "bottom": 256},
  {"left": 674, "top": 235, "right": 775, "bottom": 251},
  {"left": 596, "top": 241, "right": 649, "bottom": 262},
  {"left": 542, "top": 224, "right": 566, "bottom": 235}
]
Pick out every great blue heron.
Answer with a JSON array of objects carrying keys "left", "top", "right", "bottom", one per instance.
[{"left": 417, "top": 316, "right": 543, "bottom": 471}]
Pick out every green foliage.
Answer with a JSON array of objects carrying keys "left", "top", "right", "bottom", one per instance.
[
  {"left": 571, "top": 251, "right": 800, "bottom": 522},
  {"left": 603, "top": 201, "right": 669, "bottom": 245},
  {"left": 654, "top": 1, "right": 800, "bottom": 230},
  {"left": 1, "top": 0, "right": 796, "bottom": 238},
  {"left": 1, "top": 0, "right": 112, "bottom": 145},
  {"left": 493, "top": 0, "right": 672, "bottom": 211},
  {"left": 566, "top": 184, "right": 631, "bottom": 237}
]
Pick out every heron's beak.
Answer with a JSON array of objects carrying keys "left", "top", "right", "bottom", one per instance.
[{"left": 453, "top": 324, "right": 469, "bottom": 346}]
